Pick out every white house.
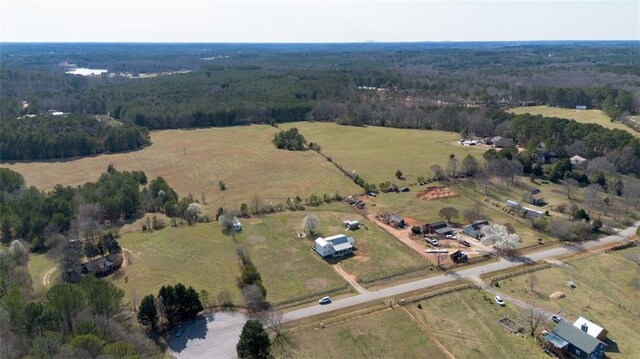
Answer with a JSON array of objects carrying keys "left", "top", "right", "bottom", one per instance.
[
  {"left": 570, "top": 155, "right": 587, "bottom": 169},
  {"left": 315, "top": 234, "right": 355, "bottom": 258},
  {"left": 232, "top": 217, "right": 242, "bottom": 231}
]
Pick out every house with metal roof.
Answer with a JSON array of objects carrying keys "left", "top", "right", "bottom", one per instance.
[
  {"left": 315, "top": 234, "right": 355, "bottom": 258},
  {"left": 490, "top": 136, "right": 514, "bottom": 148},
  {"left": 573, "top": 317, "right": 608, "bottom": 341},
  {"left": 425, "top": 220, "right": 455, "bottom": 236},
  {"left": 463, "top": 220, "right": 490, "bottom": 239},
  {"left": 543, "top": 320, "right": 607, "bottom": 359}
]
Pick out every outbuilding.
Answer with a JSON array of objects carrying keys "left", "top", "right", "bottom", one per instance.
[
  {"left": 343, "top": 220, "right": 360, "bottom": 230},
  {"left": 232, "top": 217, "right": 242, "bottom": 231},
  {"left": 426, "top": 221, "right": 455, "bottom": 236}
]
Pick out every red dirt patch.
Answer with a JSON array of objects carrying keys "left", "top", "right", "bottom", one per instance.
[{"left": 416, "top": 186, "right": 458, "bottom": 201}]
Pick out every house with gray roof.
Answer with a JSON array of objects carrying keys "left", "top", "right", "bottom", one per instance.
[
  {"left": 491, "top": 136, "right": 514, "bottom": 148},
  {"left": 543, "top": 320, "right": 607, "bottom": 359},
  {"left": 463, "top": 220, "right": 489, "bottom": 239}
]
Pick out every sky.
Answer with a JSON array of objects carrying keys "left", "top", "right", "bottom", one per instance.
[{"left": 1, "top": 0, "right": 639, "bottom": 42}]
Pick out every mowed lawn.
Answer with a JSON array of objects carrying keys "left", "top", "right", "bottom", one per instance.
[
  {"left": 495, "top": 247, "right": 640, "bottom": 358},
  {"left": 254, "top": 202, "right": 428, "bottom": 285},
  {"left": 108, "top": 223, "right": 243, "bottom": 306},
  {"left": 0, "top": 125, "right": 360, "bottom": 211},
  {"left": 27, "top": 252, "right": 58, "bottom": 297},
  {"left": 283, "top": 122, "right": 485, "bottom": 184},
  {"left": 288, "top": 308, "right": 447, "bottom": 359},
  {"left": 509, "top": 106, "right": 640, "bottom": 138},
  {"left": 237, "top": 210, "right": 348, "bottom": 304},
  {"left": 407, "top": 289, "right": 547, "bottom": 359}
]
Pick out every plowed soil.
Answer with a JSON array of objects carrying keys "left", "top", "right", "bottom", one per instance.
[{"left": 416, "top": 187, "right": 458, "bottom": 200}]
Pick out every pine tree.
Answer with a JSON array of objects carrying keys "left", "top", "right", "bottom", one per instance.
[
  {"left": 137, "top": 294, "right": 158, "bottom": 330},
  {"left": 237, "top": 320, "right": 272, "bottom": 359}
]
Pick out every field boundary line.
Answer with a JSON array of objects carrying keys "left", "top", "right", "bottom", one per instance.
[{"left": 400, "top": 306, "right": 457, "bottom": 359}]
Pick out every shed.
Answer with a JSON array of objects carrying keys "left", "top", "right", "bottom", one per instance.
[
  {"left": 343, "top": 220, "right": 360, "bottom": 230},
  {"left": 575, "top": 105, "right": 587, "bottom": 110},
  {"left": 232, "top": 217, "right": 242, "bottom": 231},
  {"left": 506, "top": 200, "right": 521, "bottom": 209},
  {"left": 427, "top": 221, "right": 455, "bottom": 236},
  {"left": 522, "top": 207, "right": 545, "bottom": 219}
]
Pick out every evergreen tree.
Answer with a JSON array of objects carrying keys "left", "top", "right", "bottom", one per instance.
[
  {"left": 137, "top": 294, "right": 158, "bottom": 330},
  {"left": 236, "top": 320, "right": 272, "bottom": 359}
]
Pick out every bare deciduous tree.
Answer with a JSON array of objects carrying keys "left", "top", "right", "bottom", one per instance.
[
  {"left": 524, "top": 307, "right": 545, "bottom": 337},
  {"left": 242, "top": 284, "right": 268, "bottom": 313},
  {"left": 302, "top": 214, "right": 320, "bottom": 235},
  {"left": 250, "top": 196, "right": 263, "bottom": 215},
  {"left": 563, "top": 177, "right": 579, "bottom": 199}
]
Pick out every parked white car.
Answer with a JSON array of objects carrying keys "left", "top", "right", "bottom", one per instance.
[{"left": 494, "top": 295, "right": 506, "bottom": 306}]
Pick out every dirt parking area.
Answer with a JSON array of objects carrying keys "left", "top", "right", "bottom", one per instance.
[{"left": 366, "top": 213, "right": 494, "bottom": 268}]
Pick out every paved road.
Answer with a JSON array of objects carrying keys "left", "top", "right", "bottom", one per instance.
[{"left": 169, "top": 222, "right": 639, "bottom": 358}]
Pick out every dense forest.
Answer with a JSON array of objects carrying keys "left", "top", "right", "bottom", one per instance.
[
  {"left": 1, "top": 43, "right": 639, "bottom": 121},
  {"left": 0, "top": 114, "right": 150, "bottom": 160},
  {"left": 1, "top": 42, "right": 638, "bottom": 160}
]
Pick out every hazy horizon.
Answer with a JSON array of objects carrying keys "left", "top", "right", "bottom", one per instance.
[{"left": 2, "top": 1, "right": 638, "bottom": 43}]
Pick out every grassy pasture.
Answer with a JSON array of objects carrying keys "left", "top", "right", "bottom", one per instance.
[
  {"left": 27, "top": 253, "right": 57, "bottom": 297},
  {"left": 107, "top": 202, "right": 429, "bottom": 307},
  {"left": 282, "top": 122, "right": 485, "bottom": 184},
  {"left": 407, "top": 289, "right": 547, "bottom": 359},
  {"left": 509, "top": 106, "right": 640, "bottom": 138},
  {"left": 108, "top": 223, "right": 243, "bottom": 306},
  {"left": 495, "top": 247, "right": 640, "bottom": 358},
  {"left": 0, "top": 125, "right": 361, "bottom": 211},
  {"left": 254, "top": 202, "right": 428, "bottom": 286},
  {"left": 287, "top": 308, "right": 447, "bottom": 359},
  {"left": 236, "top": 210, "right": 348, "bottom": 304}
]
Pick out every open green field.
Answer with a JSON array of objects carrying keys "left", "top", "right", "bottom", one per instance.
[
  {"left": 27, "top": 253, "right": 57, "bottom": 297},
  {"left": 407, "top": 289, "right": 547, "bottom": 359},
  {"left": 235, "top": 210, "right": 348, "bottom": 304},
  {"left": 495, "top": 247, "right": 640, "bottom": 358},
  {"left": 0, "top": 125, "right": 361, "bottom": 211},
  {"left": 282, "top": 122, "right": 485, "bottom": 184},
  {"left": 252, "top": 202, "right": 428, "bottom": 287},
  {"left": 287, "top": 308, "right": 447, "bottom": 359},
  {"left": 108, "top": 223, "right": 243, "bottom": 306},
  {"left": 509, "top": 106, "right": 640, "bottom": 138},
  {"left": 108, "top": 202, "right": 428, "bottom": 307}
]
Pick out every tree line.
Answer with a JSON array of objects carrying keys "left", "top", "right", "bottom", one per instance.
[
  {"left": 0, "top": 167, "right": 205, "bottom": 253},
  {"left": 0, "top": 114, "right": 150, "bottom": 161}
]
